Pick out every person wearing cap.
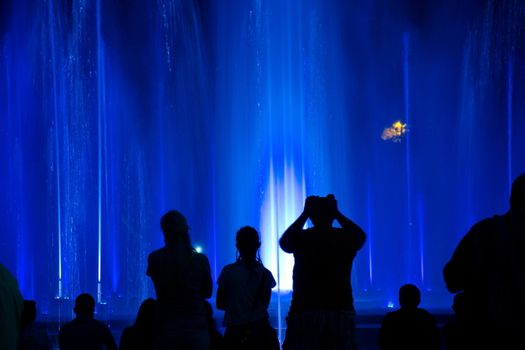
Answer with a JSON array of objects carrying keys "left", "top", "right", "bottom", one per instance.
[
  {"left": 146, "top": 210, "right": 213, "bottom": 350},
  {"left": 443, "top": 173, "right": 525, "bottom": 349}
]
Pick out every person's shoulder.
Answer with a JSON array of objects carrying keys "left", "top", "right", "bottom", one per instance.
[
  {"left": 261, "top": 264, "right": 275, "bottom": 277},
  {"left": 193, "top": 251, "right": 210, "bottom": 264},
  {"left": 472, "top": 215, "right": 504, "bottom": 230},
  {"left": 59, "top": 319, "right": 75, "bottom": 329},
  {"left": 147, "top": 247, "right": 165, "bottom": 260},
  {"left": 58, "top": 319, "right": 76, "bottom": 336},
  {"left": 90, "top": 318, "right": 112, "bottom": 332},
  {"left": 465, "top": 215, "right": 505, "bottom": 240},
  {"left": 263, "top": 265, "right": 277, "bottom": 286},
  {"left": 120, "top": 325, "right": 135, "bottom": 338},
  {"left": 262, "top": 264, "right": 274, "bottom": 275},
  {"left": 381, "top": 310, "right": 399, "bottom": 323},
  {"left": 416, "top": 308, "right": 437, "bottom": 321},
  {"left": 219, "top": 262, "right": 238, "bottom": 274}
]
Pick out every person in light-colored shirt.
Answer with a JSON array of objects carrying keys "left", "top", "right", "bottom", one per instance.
[{"left": 217, "top": 226, "right": 278, "bottom": 350}]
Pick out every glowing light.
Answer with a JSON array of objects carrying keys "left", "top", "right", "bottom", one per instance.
[
  {"left": 381, "top": 120, "right": 409, "bottom": 143},
  {"left": 261, "top": 160, "right": 306, "bottom": 292},
  {"left": 387, "top": 301, "right": 395, "bottom": 308},
  {"left": 195, "top": 245, "right": 203, "bottom": 253}
]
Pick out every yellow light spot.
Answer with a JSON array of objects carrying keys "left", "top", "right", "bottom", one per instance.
[{"left": 381, "top": 120, "right": 408, "bottom": 143}]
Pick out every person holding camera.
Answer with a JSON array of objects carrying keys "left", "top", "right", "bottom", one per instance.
[{"left": 280, "top": 194, "right": 366, "bottom": 350}]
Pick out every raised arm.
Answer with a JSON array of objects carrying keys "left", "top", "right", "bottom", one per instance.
[
  {"left": 328, "top": 194, "right": 366, "bottom": 249},
  {"left": 279, "top": 196, "right": 315, "bottom": 253},
  {"left": 334, "top": 210, "right": 366, "bottom": 249},
  {"left": 279, "top": 212, "right": 308, "bottom": 253}
]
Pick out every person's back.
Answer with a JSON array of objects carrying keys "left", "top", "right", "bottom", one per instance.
[
  {"left": 58, "top": 293, "right": 117, "bottom": 350},
  {"left": 147, "top": 245, "right": 211, "bottom": 314},
  {"left": 146, "top": 210, "right": 212, "bottom": 350},
  {"left": 216, "top": 226, "right": 278, "bottom": 350},
  {"left": 119, "top": 298, "right": 156, "bottom": 350},
  {"left": 378, "top": 284, "right": 440, "bottom": 350},
  {"left": 218, "top": 261, "right": 274, "bottom": 325},
  {"left": 443, "top": 174, "right": 525, "bottom": 347},
  {"left": 287, "top": 226, "right": 360, "bottom": 312}
]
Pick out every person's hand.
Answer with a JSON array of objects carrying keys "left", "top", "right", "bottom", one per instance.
[
  {"left": 326, "top": 194, "right": 338, "bottom": 217},
  {"left": 304, "top": 196, "right": 318, "bottom": 217}
]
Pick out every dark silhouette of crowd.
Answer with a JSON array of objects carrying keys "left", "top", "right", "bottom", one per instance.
[{"left": 1, "top": 173, "right": 524, "bottom": 349}]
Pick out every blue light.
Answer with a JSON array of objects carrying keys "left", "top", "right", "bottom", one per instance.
[{"left": 1, "top": 0, "right": 524, "bottom": 319}]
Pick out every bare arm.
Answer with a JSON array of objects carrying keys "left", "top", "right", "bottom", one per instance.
[
  {"left": 443, "top": 233, "right": 473, "bottom": 293},
  {"left": 279, "top": 211, "right": 308, "bottom": 253},
  {"left": 334, "top": 210, "right": 366, "bottom": 249},
  {"left": 200, "top": 254, "right": 213, "bottom": 299},
  {"left": 215, "top": 274, "right": 226, "bottom": 310},
  {"left": 327, "top": 194, "right": 366, "bottom": 248},
  {"left": 280, "top": 196, "right": 317, "bottom": 252}
]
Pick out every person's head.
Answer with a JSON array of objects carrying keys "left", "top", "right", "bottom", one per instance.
[
  {"left": 510, "top": 174, "right": 525, "bottom": 209},
  {"left": 236, "top": 226, "right": 261, "bottom": 260},
  {"left": 160, "top": 210, "right": 191, "bottom": 245},
  {"left": 20, "top": 300, "right": 37, "bottom": 329},
  {"left": 309, "top": 195, "right": 336, "bottom": 227},
  {"left": 73, "top": 293, "right": 95, "bottom": 316},
  {"left": 398, "top": 283, "right": 421, "bottom": 309},
  {"left": 135, "top": 298, "right": 156, "bottom": 330}
]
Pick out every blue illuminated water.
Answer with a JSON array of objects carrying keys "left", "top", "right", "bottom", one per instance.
[{"left": 1, "top": 0, "right": 525, "bottom": 325}]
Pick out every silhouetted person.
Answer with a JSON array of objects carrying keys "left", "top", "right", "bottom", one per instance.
[
  {"left": 442, "top": 292, "right": 468, "bottom": 350},
  {"left": 146, "top": 210, "right": 213, "bottom": 350},
  {"left": 203, "top": 301, "right": 225, "bottom": 350},
  {"left": 377, "top": 284, "right": 440, "bottom": 350},
  {"left": 216, "top": 226, "right": 279, "bottom": 350},
  {"left": 280, "top": 194, "right": 366, "bottom": 350},
  {"left": 58, "top": 293, "right": 117, "bottom": 350},
  {"left": 0, "top": 263, "right": 24, "bottom": 350},
  {"left": 119, "top": 298, "right": 156, "bottom": 350},
  {"left": 17, "top": 300, "right": 52, "bottom": 350},
  {"left": 443, "top": 173, "right": 525, "bottom": 349}
]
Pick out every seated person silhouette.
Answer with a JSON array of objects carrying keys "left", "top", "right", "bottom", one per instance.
[
  {"left": 280, "top": 194, "right": 366, "bottom": 350},
  {"left": 0, "top": 263, "right": 24, "bottom": 350},
  {"left": 146, "top": 210, "right": 213, "bottom": 350},
  {"left": 443, "top": 173, "right": 525, "bottom": 349},
  {"left": 216, "top": 226, "right": 279, "bottom": 350},
  {"left": 58, "top": 293, "right": 117, "bottom": 350},
  {"left": 17, "top": 299, "right": 52, "bottom": 350},
  {"left": 442, "top": 292, "right": 467, "bottom": 350},
  {"left": 377, "top": 284, "right": 440, "bottom": 350},
  {"left": 119, "top": 298, "right": 156, "bottom": 350}
]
